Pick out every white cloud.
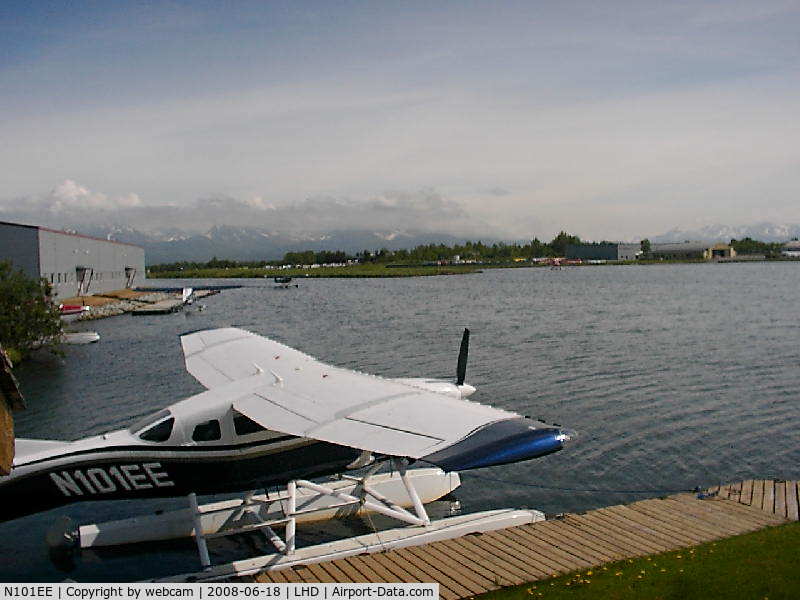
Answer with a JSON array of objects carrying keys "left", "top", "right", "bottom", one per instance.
[
  {"left": 46, "top": 180, "right": 143, "bottom": 211},
  {"left": 242, "top": 195, "right": 276, "bottom": 210},
  {"left": 0, "top": 182, "right": 499, "bottom": 238}
]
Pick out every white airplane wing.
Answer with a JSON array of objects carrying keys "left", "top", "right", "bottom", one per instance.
[{"left": 180, "top": 328, "right": 572, "bottom": 468}]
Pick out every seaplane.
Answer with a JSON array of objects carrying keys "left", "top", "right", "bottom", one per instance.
[
  {"left": 273, "top": 276, "right": 298, "bottom": 288},
  {"left": 0, "top": 327, "right": 574, "bottom": 581}
]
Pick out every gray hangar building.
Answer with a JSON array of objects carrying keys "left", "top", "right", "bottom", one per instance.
[
  {"left": 566, "top": 242, "right": 641, "bottom": 261},
  {"left": 0, "top": 220, "right": 145, "bottom": 300}
]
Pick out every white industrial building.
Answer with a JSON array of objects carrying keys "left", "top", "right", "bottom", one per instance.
[
  {"left": 0, "top": 220, "right": 145, "bottom": 299},
  {"left": 782, "top": 241, "right": 800, "bottom": 258}
]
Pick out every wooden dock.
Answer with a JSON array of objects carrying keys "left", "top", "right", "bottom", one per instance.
[{"left": 253, "top": 480, "right": 798, "bottom": 598}]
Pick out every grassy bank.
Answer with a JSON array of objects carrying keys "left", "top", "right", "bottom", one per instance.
[
  {"left": 148, "top": 257, "right": 792, "bottom": 279},
  {"left": 148, "top": 263, "right": 483, "bottom": 278},
  {"left": 479, "top": 521, "right": 800, "bottom": 600}
]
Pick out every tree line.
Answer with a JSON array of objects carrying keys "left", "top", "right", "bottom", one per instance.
[
  {"left": 148, "top": 231, "right": 585, "bottom": 272},
  {"left": 147, "top": 234, "right": 796, "bottom": 272}
]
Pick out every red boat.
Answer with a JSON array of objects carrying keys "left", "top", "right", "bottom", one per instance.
[{"left": 59, "top": 304, "right": 91, "bottom": 322}]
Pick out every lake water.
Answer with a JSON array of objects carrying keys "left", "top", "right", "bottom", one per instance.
[{"left": 3, "top": 263, "right": 799, "bottom": 581}]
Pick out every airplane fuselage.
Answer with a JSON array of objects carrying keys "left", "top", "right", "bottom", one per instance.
[{"left": 1, "top": 428, "right": 361, "bottom": 522}]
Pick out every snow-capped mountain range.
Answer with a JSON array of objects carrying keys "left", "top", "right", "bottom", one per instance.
[
  {"left": 80, "top": 225, "right": 491, "bottom": 264},
  {"left": 68, "top": 222, "right": 800, "bottom": 264},
  {"left": 651, "top": 223, "right": 800, "bottom": 244}
]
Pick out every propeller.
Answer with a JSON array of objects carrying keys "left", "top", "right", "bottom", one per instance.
[{"left": 456, "top": 328, "right": 470, "bottom": 386}]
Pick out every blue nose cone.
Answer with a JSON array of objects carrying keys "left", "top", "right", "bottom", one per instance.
[{"left": 421, "top": 418, "right": 575, "bottom": 472}]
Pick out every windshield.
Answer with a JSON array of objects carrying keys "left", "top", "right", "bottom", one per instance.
[{"left": 128, "top": 409, "right": 171, "bottom": 434}]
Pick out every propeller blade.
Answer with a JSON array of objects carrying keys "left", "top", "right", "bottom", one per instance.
[{"left": 456, "top": 328, "right": 470, "bottom": 386}]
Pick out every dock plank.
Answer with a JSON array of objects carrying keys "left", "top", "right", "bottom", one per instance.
[
  {"left": 568, "top": 513, "right": 666, "bottom": 554},
  {"left": 658, "top": 498, "right": 761, "bottom": 533},
  {"left": 405, "top": 542, "right": 495, "bottom": 593},
  {"left": 595, "top": 505, "right": 690, "bottom": 547},
  {"left": 456, "top": 534, "right": 551, "bottom": 580},
  {"left": 682, "top": 493, "right": 789, "bottom": 525},
  {"left": 620, "top": 499, "right": 734, "bottom": 539},
  {"left": 500, "top": 526, "right": 599, "bottom": 569},
  {"left": 786, "top": 482, "right": 799, "bottom": 521},
  {"left": 328, "top": 558, "right": 370, "bottom": 583},
  {"left": 442, "top": 537, "right": 530, "bottom": 585},
  {"left": 434, "top": 539, "right": 519, "bottom": 587},
  {"left": 561, "top": 515, "right": 643, "bottom": 558},
  {"left": 616, "top": 501, "right": 712, "bottom": 544},
  {"left": 741, "top": 480, "right": 754, "bottom": 506},
  {"left": 317, "top": 560, "right": 354, "bottom": 583},
  {"left": 258, "top": 571, "right": 285, "bottom": 583},
  {"left": 291, "top": 565, "right": 321, "bottom": 583},
  {"left": 530, "top": 521, "right": 624, "bottom": 561},
  {"left": 520, "top": 523, "right": 614, "bottom": 564},
  {"left": 763, "top": 480, "right": 776, "bottom": 514},
  {"left": 580, "top": 510, "right": 675, "bottom": 553},
  {"left": 382, "top": 551, "right": 461, "bottom": 599},
  {"left": 599, "top": 504, "right": 703, "bottom": 546},
  {"left": 342, "top": 556, "right": 389, "bottom": 584},
  {"left": 346, "top": 555, "right": 393, "bottom": 583},
  {"left": 775, "top": 481, "right": 787, "bottom": 519},
  {"left": 751, "top": 480, "right": 765, "bottom": 510},
  {"left": 481, "top": 529, "right": 574, "bottom": 574},
  {"left": 397, "top": 546, "right": 480, "bottom": 597},
  {"left": 305, "top": 563, "right": 337, "bottom": 583},
  {"left": 280, "top": 568, "right": 305, "bottom": 583},
  {"left": 368, "top": 553, "right": 420, "bottom": 584}
]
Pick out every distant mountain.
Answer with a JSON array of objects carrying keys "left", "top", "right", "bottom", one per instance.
[
  {"left": 652, "top": 223, "right": 800, "bottom": 244},
  {"left": 81, "top": 225, "right": 501, "bottom": 264}
]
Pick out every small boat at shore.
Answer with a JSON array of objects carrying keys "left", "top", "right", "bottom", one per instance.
[
  {"left": 62, "top": 331, "right": 100, "bottom": 345},
  {"left": 59, "top": 304, "right": 90, "bottom": 322}
]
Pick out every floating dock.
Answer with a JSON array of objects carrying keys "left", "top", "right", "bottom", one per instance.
[
  {"left": 131, "top": 289, "right": 219, "bottom": 315},
  {"left": 130, "top": 298, "right": 184, "bottom": 315},
  {"left": 244, "top": 479, "right": 796, "bottom": 598}
]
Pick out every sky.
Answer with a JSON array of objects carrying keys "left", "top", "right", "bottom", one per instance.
[{"left": 1, "top": 1, "right": 799, "bottom": 241}]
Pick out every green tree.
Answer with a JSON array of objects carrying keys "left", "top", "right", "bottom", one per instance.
[
  {"left": 0, "top": 261, "right": 62, "bottom": 361},
  {"left": 640, "top": 238, "right": 652, "bottom": 254},
  {"left": 550, "top": 231, "right": 581, "bottom": 256}
]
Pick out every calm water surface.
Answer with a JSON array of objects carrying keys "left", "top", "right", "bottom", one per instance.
[{"left": 3, "top": 263, "right": 799, "bottom": 580}]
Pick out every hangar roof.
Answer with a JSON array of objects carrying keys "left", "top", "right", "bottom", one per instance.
[{"left": 0, "top": 220, "right": 142, "bottom": 249}]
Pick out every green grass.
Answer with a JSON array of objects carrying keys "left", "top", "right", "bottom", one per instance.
[{"left": 478, "top": 522, "right": 800, "bottom": 600}]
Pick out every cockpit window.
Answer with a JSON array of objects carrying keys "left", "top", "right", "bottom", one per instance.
[
  {"left": 192, "top": 419, "right": 221, "bottom": 442},
  {"left": 139, "top": 417, "right": 175, "bottom": 442},
  {"left": 233, "top": 413, "right": 267, "bottom": 436},
  {"left": 129, "top": 409, "right": 171, "bottom": 435}
]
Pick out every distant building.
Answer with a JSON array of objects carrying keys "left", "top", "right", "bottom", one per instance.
[
  {"left": 0, "top": 220, "right": 145, "bottom": 299},
  {"left": 649, "top": 242, "right": 736, "bottom": 260},
  {"left": 566, "top": 242, "right": 641, "bottom": 261},
  {"left": 782, "top": 241, "right": 800, "bottom": 258}
]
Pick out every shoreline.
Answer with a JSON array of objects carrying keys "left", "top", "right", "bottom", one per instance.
[{"left": 147, "top": 257, "right": 797, "bottom": 279}]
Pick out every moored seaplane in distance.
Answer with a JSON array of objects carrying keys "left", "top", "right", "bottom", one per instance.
[{"left": 0, "top": 327, "right": 574, "bottom": 580}]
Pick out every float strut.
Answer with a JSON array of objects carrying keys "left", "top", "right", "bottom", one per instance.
[
  {"left": 286, "top": 480, "right": 297, "bottom": 555},
  {"left": 395, "top": 458, "right": 430, "bottom": 526},
  {"left": 188, "top": 492, "right": 212, "bottom": 569}
]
